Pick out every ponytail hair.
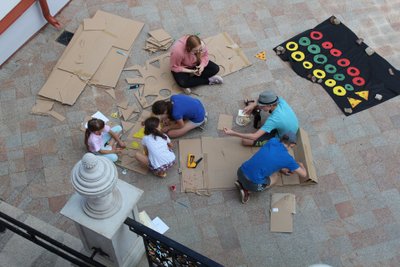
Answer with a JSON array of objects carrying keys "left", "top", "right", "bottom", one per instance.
[
  {"left": 84, "top": 118, "right": 105, "bottom": 150},
  {"left": 185, "top": 35, "right": 202, "bottom": 65},
  {"left": 144, "top": 117, "right": 167, "bottom": 140}
]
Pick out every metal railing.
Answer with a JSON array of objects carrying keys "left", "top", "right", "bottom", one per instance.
[
  {"left": 125, "top": 217, "right": 224, "bottom": 267},
  {"left": 0, "top": 211, "right": 106, "bottom": 267}
]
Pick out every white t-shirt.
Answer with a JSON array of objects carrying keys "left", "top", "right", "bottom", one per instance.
[{"left": 142, "top": 134, "right": 176, "bottom": 168}]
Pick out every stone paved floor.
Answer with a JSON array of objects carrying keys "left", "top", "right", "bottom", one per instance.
[{"left": 1, "top": 0, "right": 400, "bottom": 266}]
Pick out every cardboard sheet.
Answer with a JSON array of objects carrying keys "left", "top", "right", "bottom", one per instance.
[
  {"left": 179, "top": 128, "right": 317, "bottom": 192},
  {"left": 274, "top": 128, "right": 318, "bottom": 186},
  {"left": 270, "top": 193, "right": 296, "bottom": 233},
  {"left": 217, "top": 114, "right": 233, "bottom": 130},
  {"left": 204, "top": 32, "right": 252, "bottom": 77},
  {"left": 179, "top": 137, "right": 255, "bottom": 192}
]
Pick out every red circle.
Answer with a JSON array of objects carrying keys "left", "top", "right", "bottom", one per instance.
[
  {"left": 310, "top": 31, "right": 323, "bottom": 40},
  {"left": 330, "top": 48, "right": 342, "bottom": 57},
  {"left": 337, "top": 58, "right": 350, "bottom": 67},
  {"left": 322, "top": 41, "right": 333, "bottom": 49},
  {"left": 347, "top": 67, "right": 360, "bottom": 77},
  {"left": 352, "top": 77, "right": 365, "bottom": 86}
]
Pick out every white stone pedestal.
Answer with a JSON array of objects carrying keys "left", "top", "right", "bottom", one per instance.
[{"left": 61, "top": 179, "right": 145, "bottom": 267}]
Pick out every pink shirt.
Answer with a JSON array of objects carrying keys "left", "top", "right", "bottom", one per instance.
[
  {"left": 88, "top": 125, "right": 111, "bottom": 152},
  {"left": 170, "top": 36, "right": 209, "bottom": 73}
]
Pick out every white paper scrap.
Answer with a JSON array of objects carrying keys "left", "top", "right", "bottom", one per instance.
[
  {"left": 272, "top": 208, "right": 279, "bottom": 213},
  {"left": 152, "top": 217, "right": 169, "bottom": 234},
  {"left": 92, "top": 111, "right": 109, "bottom": 123}
]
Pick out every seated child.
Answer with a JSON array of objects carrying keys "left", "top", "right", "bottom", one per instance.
[
  {"left": 135, "top": 117, "right": 176, "bottom": 178},
  {"left": 84, "top": 118, "right": 126, "bottom": 162}
]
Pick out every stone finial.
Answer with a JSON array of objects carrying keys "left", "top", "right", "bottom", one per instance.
[{"left": 71, "top": 153, "right": 122, "bottom": 219}]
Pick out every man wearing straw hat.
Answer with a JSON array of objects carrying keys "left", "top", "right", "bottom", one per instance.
[{"left": 223, "top": 90, "right": 298, "bottom": 147}]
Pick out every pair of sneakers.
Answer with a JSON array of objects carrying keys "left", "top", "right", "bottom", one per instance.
[
  {"left": 235, "top": 180, "right": 249, "bottom": 204},
  {"left": 182, "top": 75, "right": 223, "bottom": 95}
]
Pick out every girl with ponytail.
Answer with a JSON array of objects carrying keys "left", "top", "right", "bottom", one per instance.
[{"left": 135, "top": 117, "right": 176, "bottom": 178}]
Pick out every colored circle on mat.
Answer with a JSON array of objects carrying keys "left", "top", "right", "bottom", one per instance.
[
  {"left": 286, "top": 41, "right": 298, "bottom": 51},
  {"left": 322, "top": 41, "right": 333, "bottom": 49},
  {"left": 330, "top": 48, "right": 342, "bottom": 57},
  {"left": 325, "top": 79, "right": 336, "bottom": 87},
  {"left": 344, "top": 84, "right": 354, "bottom": 91},
  {"left": 291, "top": 51, "right": 305, "bottom": 62},
  {"left": 308, "top": 44, "right": 321, "bottom": 54},
  {"left": 303, "top": 61, "right": 313, "bottom": 69},
  {"left": 337, "top": 58, "right": 350, "bottom": 67},
  {"left": 333, "top": 73, "right": 345, "bottom": 81},
  {"left": 310, "top": 31, "right": 323, "bottom": 40},
  {"left": 299, "top": 37, "right": 311, "bottom": 46},
  {"left": 314, "top": 54, "right": 328, "bottom": 64},
  {"left": 313, "top": 69, "right": 326, "bottom": 79},
  {"left": 347, "top": 67, "right": 360, "bottom": 77},
  {"left": 353, "top": 77, "right": 365, "bottom": 86},
  {"left": 324, "top": 64, "right": 337, "bottom": 74},
  {"left": 333, "top": 86, "right": 346, "bottom": 96}
]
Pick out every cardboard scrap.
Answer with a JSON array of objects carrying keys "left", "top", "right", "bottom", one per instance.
[
  {"left": 270, "top": 193, "right": 296, "bottom": 233},
  {"left": 31, "top": 98, "right": 66, "bottom": 122},
  {"left": 145, "top": 28, "right": 174, "bottom": 53},
  {"left": 217, "top": 114, "right": 233, "bottom": 130}
]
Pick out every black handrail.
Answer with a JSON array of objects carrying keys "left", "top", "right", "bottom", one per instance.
[
  {"left": 124, "top": 217, "right": 224, "bottom": 267},
  {"left": 0, "top": 211, "right": 106, "bottom": 267}
]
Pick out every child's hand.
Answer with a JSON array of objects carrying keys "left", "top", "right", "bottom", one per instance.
[
  {"left": 114, "top": 148, "right": 123, "bottom": 154},
  {"left": 118, "top": 141, "right": 126, "bottom": 148},
  {"left": 223, "top": 127, "right": 234, "bottom": 135},
  {"left": 162, "top": 126, "right": 170, "bottom": 133}
]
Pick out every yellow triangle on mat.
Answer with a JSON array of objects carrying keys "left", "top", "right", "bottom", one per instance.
[
  {"left": 355, "top": 90, "right": 369, "bottom": 101},
  {"left": 255, "top": 51, "right": 266, "bottom": 61},
  {"left": 347, "top": 97, "right": 362, "bottom": 108}
]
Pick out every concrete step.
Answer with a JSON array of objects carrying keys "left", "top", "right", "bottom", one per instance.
[{"left": 0, "top": 201, "right": 83, "bottom": 267}]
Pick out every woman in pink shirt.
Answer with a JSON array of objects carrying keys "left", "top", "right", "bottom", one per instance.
[{"left": 170, "top": 35, "right": 223, "bottom": 94}]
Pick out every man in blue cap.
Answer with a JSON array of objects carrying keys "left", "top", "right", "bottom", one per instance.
[
  {"left": 235, "top": 132, "right": 307, "bottom": 203},
  {"left": 224, "top": 90, "right": 299, "bottom": 147}
]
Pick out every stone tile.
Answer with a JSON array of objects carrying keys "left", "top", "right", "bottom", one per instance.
[
  {"left": 47, "top": 195, "right": 68, "bottom": 213},
  {"left": 372, "top": 207, "right": 396, "bottom": 225},
  {"left": 349, "top": 226, "right": 388, "bottom": 249}
]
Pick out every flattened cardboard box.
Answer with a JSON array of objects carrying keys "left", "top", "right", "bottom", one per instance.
[
  {"left": 270, "top": 193, "right": 296, "bottom": 233},
  {"left": 178, "top": 128, "right": 317, "bottom": 192}
]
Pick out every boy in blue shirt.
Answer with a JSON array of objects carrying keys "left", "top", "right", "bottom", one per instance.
[
  {"left": 152, "top": 94, "right": 207, "bottom": 138},
  {"left": 224, "top": 90, "right": 299, "bottom": 147},
  {"left": 235, "top": 132, "right": 307, "bottom": 203}
]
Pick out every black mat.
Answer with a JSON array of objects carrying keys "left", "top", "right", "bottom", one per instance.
[
  {"left": 274, "top": 16, "right": 400, "bottom": 116},
  {"left": 56, "top": 30, "right": 74, "bottom": 46}
]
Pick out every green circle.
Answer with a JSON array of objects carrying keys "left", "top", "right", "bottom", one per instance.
[
  {"left": 313, "top": 54, "right": 328, "bottom": 64},
  {"left": 307, "top": 44, "right": 321, "bottom": 54},
  {"left": 299, "top": 37, "right": 311, "bottom": 46},
  {"left": 333, "top": 73, "right": 345, "bottom": 81},
  {"left": 344, "top": 84, "right": 354, "bottom": 91},
  {"left": 324, "top": 64, "right": 337, "bottom": 74}
]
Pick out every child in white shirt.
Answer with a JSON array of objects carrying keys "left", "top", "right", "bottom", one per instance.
[{"left": 135, "top": 117, "right": 176, "bottom": 178}]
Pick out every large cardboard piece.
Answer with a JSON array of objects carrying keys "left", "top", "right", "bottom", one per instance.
[
  {"left": 37, "top": 11, "right": 144, "bottom": 107},
  {"left": 178, "top": 128, "right": 317, "bottom": 192},
  {"left": 204, "top": 32, "right": 252, "bottom": 77},
  {"left": 270, "top": 193, "right": 296, "bottom": 233}
]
